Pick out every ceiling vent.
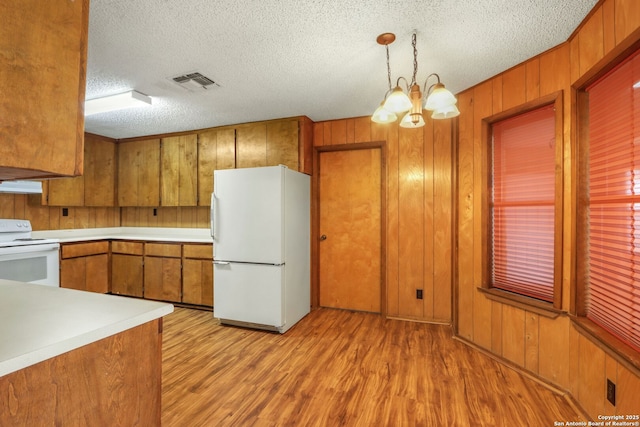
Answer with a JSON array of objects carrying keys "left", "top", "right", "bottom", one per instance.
[{"left": 169, "top": 72, "right": 219, "bottom": 91}]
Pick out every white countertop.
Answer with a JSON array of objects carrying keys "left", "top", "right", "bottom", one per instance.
[
  {"left": 0, "top": 280, "right": 173, "bottom": 377},
  {"left": 32, "top": 227, "right": 213, "bottom": 244}
]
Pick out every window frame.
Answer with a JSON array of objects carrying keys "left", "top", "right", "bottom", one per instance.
[
  {"left": 480, "top": 91, "right": 564, "bottom": 311},
  {"left": 575, "top": 46, "right": 640, "bottom": 364}
]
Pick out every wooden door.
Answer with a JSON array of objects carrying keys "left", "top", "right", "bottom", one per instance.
[{"left": 318, "top": 148, "right": 382, "bottom": 313}]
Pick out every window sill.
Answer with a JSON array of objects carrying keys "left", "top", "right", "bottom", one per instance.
[
  {"left": 477, "top": 287, "right": 563, "bottom": 319},
  {"left": 571, "top": 316, "right": 640, "bottom": 375}
]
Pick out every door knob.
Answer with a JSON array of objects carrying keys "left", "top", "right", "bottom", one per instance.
[{"left": 319, "top": 234, "right": 327, "bottom": 241}]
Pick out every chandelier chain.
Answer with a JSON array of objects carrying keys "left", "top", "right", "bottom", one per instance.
[
  {"left": 385, "top": 44, "right": 392, "bottom": 91},
  {"left": 411, "top": 32, "right": 418, "bottom": 87}
]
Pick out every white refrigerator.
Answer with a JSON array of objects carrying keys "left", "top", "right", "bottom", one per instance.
[{"left": 211, "top": 165, "right": 310, "bottom": 333}]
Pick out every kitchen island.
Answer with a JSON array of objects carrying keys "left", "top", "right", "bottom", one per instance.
[{"left": 0, "top": 279, "right": 173, "bottom": 425}]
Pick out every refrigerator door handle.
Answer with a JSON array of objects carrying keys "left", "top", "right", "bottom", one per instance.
[
  {"left": 213, "top": 261, "right": 230, "bottom": 265},
  {"left": 210, "top": 193, "right": 217, "bottom": 239}
]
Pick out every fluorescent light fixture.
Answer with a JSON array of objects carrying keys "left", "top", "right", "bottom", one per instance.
[
  {"left": 0, "top": 180, "right": 42, "bottom": 194},
  {"left": 85, "top": 90, "right": 152, "bottom": 116}
]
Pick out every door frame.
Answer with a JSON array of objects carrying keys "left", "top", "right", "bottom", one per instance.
[{"left": 311, "top": 141, "right": 387, "bottom": 315}]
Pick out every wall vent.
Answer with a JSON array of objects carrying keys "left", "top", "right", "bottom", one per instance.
[{"left": 169, "top": 72, "right": 219, "bottom": 91}]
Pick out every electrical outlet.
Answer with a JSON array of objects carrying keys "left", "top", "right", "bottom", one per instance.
[
  {"left": 607, "top": 379, "right": 616, "bottom": 406},
  {"left": 416, "top": 289, "right": 423, "bottom": 300}
]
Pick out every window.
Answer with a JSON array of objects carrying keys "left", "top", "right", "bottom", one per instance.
[
  {"left": 486, "top": 98, "right": 562, "bottom": 308},
  {"left": 582, "top": 50, "right": 640, "bottom": 352}
]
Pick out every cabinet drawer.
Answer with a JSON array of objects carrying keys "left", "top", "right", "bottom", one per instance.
[
  {"left": 145, "top": 243, "right": 181, "bottom": 258},
  {"left": 61, "top": 241, "right": 109, "bottom": 259},
  {"left": 183, "top": 244, "right": 213, "bottom": 259},
  {"left": 111, "top": 241, "right": 144, "bottom": 255}
]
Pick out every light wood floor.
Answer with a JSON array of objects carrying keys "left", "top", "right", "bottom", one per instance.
[{"left": 162, "top": 307, "right": 584, "bottom": 426}]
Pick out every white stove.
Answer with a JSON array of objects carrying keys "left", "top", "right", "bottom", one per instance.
[{"left": 0, "top": 219, "right": 60, "bottom": 286}]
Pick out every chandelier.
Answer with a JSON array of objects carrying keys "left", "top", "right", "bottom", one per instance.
[{"left": 371, "top": 32, "right": 460, "bottom": 127}]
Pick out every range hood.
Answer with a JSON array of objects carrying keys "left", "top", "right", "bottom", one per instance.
[{"left": 0, "top": 180, "right": 43, "bottom": 194}]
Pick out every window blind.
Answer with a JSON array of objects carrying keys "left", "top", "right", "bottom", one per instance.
[
  {"left": 586, "top": 50, "right": 640, "bottom": 352},
  {"left": 491, "top": 104, "right": 556, "bottom": 302}
]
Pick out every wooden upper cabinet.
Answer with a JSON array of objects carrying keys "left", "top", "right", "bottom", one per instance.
[
  {"left": 161, "top": 135, "right": 197, "bottom": 206},
  {"left": 0, "top": 0, "right": 89, "bottom": 180},
  {"left": 197, "top": 128, "right": 236, "bottom": 206},
  {"left": 84, "top": 134, "right": 116, "bottom": 206},
  {"left": 47, "top": 134, "right": 116, "bottom": 206},
  {"left": 47, "top": 175, "right": 84, "bottom": 207},
  {"left": 236, "top": 119, "right": 300, "bottom": 170},
  {"left": 118, "top": 139, "right": 160, "bottom": 206},
  {"left": 267, "top": 120, "right": 299, "bottom": 170},
  {"left": 236, "top": 124, "right": 268, "bottom": 168}
]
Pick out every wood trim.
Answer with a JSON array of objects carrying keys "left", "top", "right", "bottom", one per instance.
[
  {"left": 477, "top": 287, "right": 563, "bottom": 319},
  {"left": 311, "top": 142, "right": 387, "bottom": 315},
  {"left": 574, "top": 89, "right": 590, "bottom": 317},
  {"left": 451, "top": 118, "right": 460, "bottom": 332},
  {"left": 117, "top": 116, "right": 313, "bottom": 144}
]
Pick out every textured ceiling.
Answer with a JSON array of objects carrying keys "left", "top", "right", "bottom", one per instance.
[{"left": 84, "top": 0, "right": 598, "bottom": 139}]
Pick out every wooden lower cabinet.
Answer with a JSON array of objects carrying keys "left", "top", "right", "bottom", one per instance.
[
  {"left": 62, "top": 240, "right": 213, "bottom": 307},
  {"left": 60, "top": 241, "right": 109, "bottom": 293},
  {"left": 111, "top": 241, "right": 144, "bottom": 297},
  {"left": 144, "top": 243, "right": 182, "bottom": 302},
  {"left": 182, "top": 244, "right": 213, "bottom": 307}
]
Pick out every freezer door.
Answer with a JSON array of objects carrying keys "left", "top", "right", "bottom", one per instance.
[
  {"left": 213, "top": 166, "right": 284, "bottom": 264},
  {"left": 213, "top": 262, "right": 284, "bottom": 327}
]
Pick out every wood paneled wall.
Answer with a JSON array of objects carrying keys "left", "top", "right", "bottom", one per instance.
[
  {"left": 312, "top": 116, "right": 453, "bottom": 323},
  {"left": 457, "top": 0, "right": 640, "bottom": 418},
  {"left": 120, "top": 207, "right": 210, "bottom": 228},
  {"left": 0, "top": 193, "right": 119, "bottom": 230}
]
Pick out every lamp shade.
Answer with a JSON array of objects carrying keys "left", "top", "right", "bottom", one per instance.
[
  {"left": 383, "top": 86, "right": 412, "bottom": 113},
  {"left": 400, "top": 111, "right": 425, "bottom": 128},
  {"left": 371, "top": 102, "right": 398, "bottom": 123},
  {"left": 424, "top": 83, "right": 457, "bottom": 111},
  {"left": 431, "top": 104, "right": 460, "bottom": 119}
]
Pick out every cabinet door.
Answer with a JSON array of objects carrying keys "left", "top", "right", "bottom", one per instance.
[
  {"left": 266, "top": 120, "right": 299, "bottom": 170},
  {"left": 236, "top": 124, "right": 267, "bottom": 168},
  {"left": 84, "top": 135, "right": 116, "bottom": 206},
  {"left": 61, "top": 258, "right": 86, "bottom": 291},
  {"left": 118, "top": 139, "right": 160, "bottom": 206},
  {"left": 47, "top": 134, "right": 117, "bottom": 206},
  {"left": 0, "top": 0, "right": 88, "bottom": 180},
  {"left": 161, "top": 134, "right": 197, "bottom": 206},
  {"left": 111, "top": 254, "right": 143, "bottom": 297},
  {"left": 183, "top": 259, "right": 213, "bottom": 306},
  {"left": 144, "top": 256, "right": 181, "bottom": 302},
  {"left": 197, "top": 128, "right": 236, "bottom": 206},
  {"left": 236, "top": 120, "right": 300, "bottom": 170},
  {"left": 85, "top": 254, "right": 110, "bottom": 293},
  {"left": 48, "top": 175, "right": 84, "bottom": 206},
  {"left": 60, "top": 254, "right": 109, "bottom": 293}
]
